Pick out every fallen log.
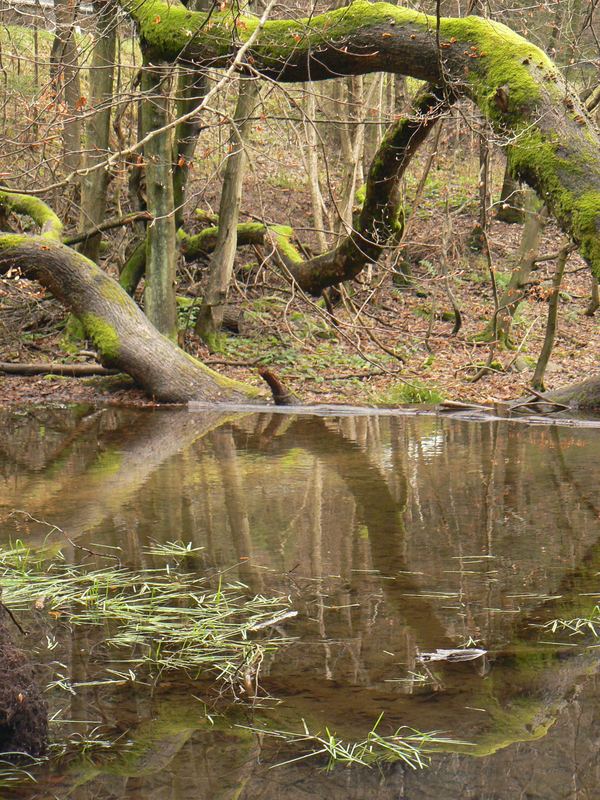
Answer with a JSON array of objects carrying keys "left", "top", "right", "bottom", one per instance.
[{"left": 0, "top": 362, "right": 118, "bottom": 377}]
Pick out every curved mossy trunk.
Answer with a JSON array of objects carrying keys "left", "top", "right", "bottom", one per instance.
[
  {"left": 0, "top": 192, "right": 264, "bottom": 404},
  {"left": 121, "top": 0, "right": 599, "bottom": 277},
  {"left": 281, "top": 84, "right": 447, "bottom": 294},
  {"left": 0, "top": 235, "right": 264, "bottom": 403},
  {"left": 180, "top": 85, "right": 447, "bottom": 296}
]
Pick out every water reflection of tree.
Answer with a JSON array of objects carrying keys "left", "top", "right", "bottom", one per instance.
[{"left": 3, "top": 409, "right": 600, "bottom": 795}]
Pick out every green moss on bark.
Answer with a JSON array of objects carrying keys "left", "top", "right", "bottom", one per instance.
[
  {"left": 509, "top": 132, "right": 600, "bottom": 272},
  {"left": 0, "top": 233, "right": 29, "bottom": 249},
  {"left": 81, "top": 313, "right": 120, "bottom": 361},
  {"left": 181, "top": 348, "right": 263, "bottom": 398},
  {"left": 98, "top": 277, "right": 133, "bottom": 308},
  {"left": 270, "top": 225, "right": 302, "bottom": 264},
  {"left": 0, "top": 191, "right": 63, "bottom": 240}
]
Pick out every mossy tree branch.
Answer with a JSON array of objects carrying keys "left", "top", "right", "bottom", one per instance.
[{"left": 121, "top": 0, "right": 599, "bottom": 277}]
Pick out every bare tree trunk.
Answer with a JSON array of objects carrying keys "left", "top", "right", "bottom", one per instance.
[
  {"left": 495, "top": 157, "right": 524, "bottom": 224},
  {"left": 195, "top": 77, "right": 258, "bottom": 344},
  {"left": 141, "top": 62, "right": 177, "bottom": 340},
  {"left": 78, "top": 0, "right": 117, "bottom": 263},
  {"left": 585, "top": 272, "right": 599, "bottom": 317},
  {"left": 532, "top": 244, "right": 571, "bottom": 390},
  {"left": 50, "top": 0, "right": 82, "bottom": 177},
  {"left": 172, "top": 66, "right": 206, "bottom": 228},
  {"left": 468, "top": 131, "right": 491, "bottom": 252},
  {"left": 304, "top": 87, "right": 328, "bottom": 252},
  {"left": 477, "top": 190, "right": 547, "bottom": 344},
  {"left": 337, "top": 76, "right": 365, "bottom": 235}
]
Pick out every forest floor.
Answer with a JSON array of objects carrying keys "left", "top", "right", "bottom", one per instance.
[
  {"left": 1, "top": 120, "right": 599, "bottom": 409},
  {"left": 1, "top": 204, "right": 597, "bottom": 409}
]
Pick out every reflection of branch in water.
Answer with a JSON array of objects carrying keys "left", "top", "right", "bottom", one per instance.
[
  {"left": 231, "top": 414, "right": 451, "bottom": 649},
  {"left": 5, "top": 410, "right": 234, "bottom": 548},
  {"left": 211, "top": 428, "right": 264, "bottom": 595}
]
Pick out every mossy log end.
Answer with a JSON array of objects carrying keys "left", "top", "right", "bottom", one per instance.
[
  {"left": 536, "top": 377, "right": 600, "bottom": 411},
  {"left": 122, "top": 0, "right": 600, "bottom": 277}
]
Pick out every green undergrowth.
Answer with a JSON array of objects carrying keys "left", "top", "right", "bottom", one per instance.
[
  {"left": 373, "top": 379, "right": 444, "bottom": 406},
  {"left": 0, "top": 540, "right": 292, "bottom": 684},
  {"left": 240, "top": 714, "right": 469, "bottom": 771},
  {"left": 211, "top": 328, "right": 393, "bottom": 384}
]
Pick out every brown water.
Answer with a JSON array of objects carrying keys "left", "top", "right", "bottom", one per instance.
[{"left": 2, "top": 405, "right": 600, "bottom": 799}]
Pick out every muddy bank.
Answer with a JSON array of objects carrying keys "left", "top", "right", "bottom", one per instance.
[{"left": 0, "top": 605, "right": 47, "bottom": 757}]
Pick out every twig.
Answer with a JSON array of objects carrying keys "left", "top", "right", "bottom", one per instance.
[
  {"left": 0, "top": 602, "right": 28, "bottom": 636},
  {"left": 63, "top": 211, "right": 152, "bottom": 245}
]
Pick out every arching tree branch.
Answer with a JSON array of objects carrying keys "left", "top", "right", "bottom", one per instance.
[{"left": 122, "top": 0, "right": 599, "bottom": 276}]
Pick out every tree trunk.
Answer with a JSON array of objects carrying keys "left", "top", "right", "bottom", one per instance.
[
  {"left": 478, "top": 190, "right": 547, "bottom": 344},
  {"left": 50, "top": 0, "right": 82, "bottom": 177},
  {"left": 532, "top": 244, "right": 571, "bottom": 390},
  {"left": 495, "top": 157, "right": 524, "bottom": 224},
  {"left": 172, "top": 66, "right": 206, "bottom": 229},
  {"left": 195, "top": 77, "right": 258, "bottom": 343},
  {"left": 0, "top": 192, "right": 265, "bottom": 404},
  {"left": 78, "top": 0, "right": 117, "bottom": 263},
  {"left": 141, "top": 62, "right": 178, "bottom": 339},
  {"left": 304, "top": 87, "right": 328, "bottom": 252},
  {"left": 277, "top": 84, "right": 448, "bottom": 294}
]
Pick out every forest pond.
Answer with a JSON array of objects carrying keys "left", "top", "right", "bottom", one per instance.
[{"left": 2, "top": 405, "right": 600, "bottom": 799}]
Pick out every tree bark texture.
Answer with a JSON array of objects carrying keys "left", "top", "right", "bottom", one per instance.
[
  {"left": 195, "top": 77, "right": 258, "bottom": 342},
  {"left": 141, "top": 63, "right": 178, "bottom": 339},
  {"left": 50, "top": 0, "right": 82, "bottom": 176},
  {"left": 78, "top": 0, "right": 118, "bottom": 263}
]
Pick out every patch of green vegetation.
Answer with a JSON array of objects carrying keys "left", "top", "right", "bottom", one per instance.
[
  {"left": 269, "top": 171, "right": 304, "bottom": 191},
  {"left": 80, "top": 313, "right": 120, "bottom": 361},
  {"left": 242, "top": 714, "right": 468, "bottom": 770},
  {"left": 373, "top": 379, "right": 444, "bottom": 406},
  {"left": 542, "top": 606, "right": 600, "bottom": 637},
  {"left": 62, "top": 314, "right": 86, "bottom": 350},
  {"left": 176, "top": 295, "right": 200, "bottom": 329},
  {"left": 0, "top": 540, "right": 291, "bottom": 681}
]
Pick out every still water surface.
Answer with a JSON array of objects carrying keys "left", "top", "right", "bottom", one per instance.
[{"left": 2, "top": 406, "right": 600, "bottom": 798}]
